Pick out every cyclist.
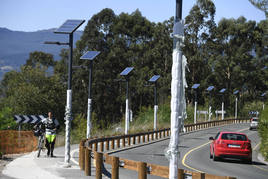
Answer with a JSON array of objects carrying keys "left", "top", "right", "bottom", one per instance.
[{"left": 41, "top": 111, "right": 60, "bottom": 157}]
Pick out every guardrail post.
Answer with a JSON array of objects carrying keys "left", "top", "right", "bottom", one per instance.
[
  {"left": 94, "top": 151, "right": 103, "bottom": 179},
  {"left": 93, "top": 142, "right": 98, "bottom": 151},
  {"left": 133, "top": 136, "right": 136, "bottom": 145},
  {"left": 138, "top": 135, "right": 141, "bottom": 144},
  {"left": 122, "top": 137, "right": 126, "bottom": 147},
  {"left": 117, "top": 138, "right": 120, "bottom": 148},
  {"left": 111, "top": 139, "right": 115, "bottom": 150},
  {"left": 81, "top": 146, "right": 85, "bottom": 170},
  {"left": 100, "top": 141, "right": 104, "bottom": 152},
  {"left": 178, "top": 169, "right": 184, "bottom": 179},
  {"left": 105, "top": 140, "right": 109, "bottom": 151},
  {"left": 128, "top": 136, "right": 131, "bottom": 146},
  {"left": 147, "top": 133, "right": 150, "bottom": 142},
  {"left": 85, "top": 147, "right": 91, "bottom": 176},
  {"left": 142, "top": 134, "right": 145, "bottom": 142},
  {"left": 138, "top": 161, "right": 147, "bottom": 179},
  {"left": 111, "top": 156, "right": 119, "bottom": 179},
  {"left": 151, "top": 133, "right": 154, "bottom": 141},
  {"left": 155, "top": 131, "right": 158, "bottom": 140}
]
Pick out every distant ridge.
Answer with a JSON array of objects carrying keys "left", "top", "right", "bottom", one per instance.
[{"left": 0, "top": 27, "right": 83, "bottom": 79}]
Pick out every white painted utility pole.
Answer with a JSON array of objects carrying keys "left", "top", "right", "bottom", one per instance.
[
  {"left": 221, "top": 102, "right": 224, "bottom": 120},
  {"left": 194, "top": 101, "right": 197, "bottom": 123},
  {"left": 235, "top": 97, "right": 238, "bottom": 119},
  {"left": 167, "top": 1, "right": 187, "bottom": 178}
]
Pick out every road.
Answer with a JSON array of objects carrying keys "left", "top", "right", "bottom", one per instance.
[
  {"left": 109, "top": 123, "right": 268, "bottom": 179},
  {"left": 2, "top": 123, "right": 268, "bottom": 178}
]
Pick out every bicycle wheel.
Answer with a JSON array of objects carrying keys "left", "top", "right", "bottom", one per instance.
[{"left": 37, "top": 136, "right": 42, "bottom": 157}]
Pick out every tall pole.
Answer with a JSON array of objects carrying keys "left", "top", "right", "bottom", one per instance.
[
  {"left": 194, "top": 91, "right": 197, "bottom": 124},
  {"left": 221, "top": 95, "right": 224, "bottom": 120},
  {"left": 235, "top": 97, "right": 238, "bottom": 119},
  {"left": 169, "top": 0, "right": 184, "bottom": 179},
  {"left": 65, "top": 33, "right": 73, "bottom": 164},
  {"left": 154, "top": 82, "right": 158, "bottom": 130},
  {"left": 208, "top": 93, "right": 212, "bottom": 121},
  {"left": 87, "top": 61, "right": 93, "bottom": 138},
  {"left": 125, "top": 79, "right": 129, "bottom": 134}
]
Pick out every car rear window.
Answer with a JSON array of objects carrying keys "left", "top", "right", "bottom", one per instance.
[{"left": 221, "top": 133, "right": 247, "bottom": 141}]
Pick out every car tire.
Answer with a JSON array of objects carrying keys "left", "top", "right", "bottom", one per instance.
[
  {"left": 213, "top": 150, "right": 219, "bottom": 161},
  {"left": 244, "top": 158, "right": 252, "bottom": 164},
  {"left": 249, "top": 127, "right": 252, "bottom": 130}
]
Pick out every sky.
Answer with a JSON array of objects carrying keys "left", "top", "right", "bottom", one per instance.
[{"left": 0, "top": 0, "right": 266, "bottom": 32}]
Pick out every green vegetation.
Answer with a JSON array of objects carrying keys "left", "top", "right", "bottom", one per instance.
[
  {"left": 259, "top": 104, "right": 268, "bottom": 161},
  {"left": 0, "top": 1, "right": 267, "bottom": 153}
]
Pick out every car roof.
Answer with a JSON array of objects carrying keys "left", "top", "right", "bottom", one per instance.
[{"left": 219, "top": 131, "right": 247, "bottom": 135}]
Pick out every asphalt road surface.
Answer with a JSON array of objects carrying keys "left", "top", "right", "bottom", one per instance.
[
  {"left": 109, "top": 123, "right": 268, "bottom": 179},
  {"left": 2, "top": 123, "right": 268, "bottom": 179}
]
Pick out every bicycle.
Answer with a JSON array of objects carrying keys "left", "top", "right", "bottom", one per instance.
[{"left": 33, "top": 124, "right": 45, "bottom": 157}]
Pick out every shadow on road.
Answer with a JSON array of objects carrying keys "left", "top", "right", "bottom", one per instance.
[{"left": 218, "top": 158, "right": 267, "bottom": 166}]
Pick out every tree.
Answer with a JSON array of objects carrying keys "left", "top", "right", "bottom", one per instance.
[
  {"left": 249, "top": 0, "right": 268, "bottom": 18},
  {"left": 183, "top": 0, "right": 216, "bottom": 104},
  {"left": 0, "top": 66, "right": 65, "bottom": 125},
  {"left": 25, "top": 51, "right": 54, "bottom": 70}
]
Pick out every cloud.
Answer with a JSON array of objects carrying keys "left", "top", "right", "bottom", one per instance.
[{"left": 0, "top": 66, "right": 14, "bottom": 71}]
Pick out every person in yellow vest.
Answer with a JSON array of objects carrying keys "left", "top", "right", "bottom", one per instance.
[{"left": 41, "top": 112, "right": 59, "bottom": 157}]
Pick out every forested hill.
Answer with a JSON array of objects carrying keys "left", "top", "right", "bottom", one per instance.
[{"left": 0, "top": 27, "right": 82, "bottom": 78}]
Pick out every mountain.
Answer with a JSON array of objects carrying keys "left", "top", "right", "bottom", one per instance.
[{"left": 0, "top": 27, "right": 83, "bottom": 79}]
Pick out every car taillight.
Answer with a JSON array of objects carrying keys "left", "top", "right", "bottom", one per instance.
[
  {"left": 243, "top": 142, "right": 251, "bottom": 149},
  {"left": 216, "top": 140, "right": 225, "bottom": 145}
]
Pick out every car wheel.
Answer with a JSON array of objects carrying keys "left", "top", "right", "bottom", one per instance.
[
  {"left": 244, "top": 158, "right": 252, "bottom": 164},
  {"left": 213, "top": 150, "right": 219, "bottom": 161},
  {"left": 249, "top": 127, "right": 252, "bottom": 130}
]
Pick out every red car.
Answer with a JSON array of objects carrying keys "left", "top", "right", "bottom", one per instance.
[{"left": 209, "top": 131, "right": 252, "bottom": 163}]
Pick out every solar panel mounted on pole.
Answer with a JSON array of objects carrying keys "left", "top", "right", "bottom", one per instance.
[
  {"left": 192, "top": 84, "right": 200, "bottom": 124},
  {"left": 120, "top": 67, "right": 134, "bottom": 134},
  {"left": 233, "top": 90, "right": 239, "bottom": 119},
  {"left": 207, "top": 86, "right": 214, "bottom": 121},
  {"left": 80, "top": 51, "right": 101, "bottom": 139},
  {"left": 53, "top": 19, "right": 85, "bottom": 166},
  {"left": 148, "top": 75, "right": 160, "bottom": 130},
  {"left": 219, "top": 88, "right": 226, "bottom": 120}
]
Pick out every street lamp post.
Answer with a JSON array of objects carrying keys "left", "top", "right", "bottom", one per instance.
[
  {"left": 45, "top": 20, "right": 85, "bottom": 165},
  {"left": 219, "top": 88, "right": 226, "bottom": 120},
  {"left": 148, "top": 75, "right": 160, "bottom": 130},
  {"left": 80, "top": 51, "right": 100, "bottom": 139},
  {"left": 207, "top": 86, "right": 214, "bottom": 121},
  {"left": 119, "top": 67, "right": 134, "bottom": 134},
  {"left": 192, "top": 84, "right": 200, "bottom": 124},
  {"left": 233, "top": 90, "right": 239, "bottom": 119}
]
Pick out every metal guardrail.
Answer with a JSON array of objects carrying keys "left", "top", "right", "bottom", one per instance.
[{"left": 79, "top": 118, "right": 249, "bottom": 179}]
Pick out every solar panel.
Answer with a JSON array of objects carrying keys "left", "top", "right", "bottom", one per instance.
[
  {"left": 192, "top": 84, "right": 200, "bottom": 89},
  {"left": 233, "top": 90, "right": 239, "bottom": 95},
  {"left": 55, "top": 20, "right": 85, "bottom": 34},
  {"left": 261, "top": 92, "right": 266, "bottom": 97},
  {"left": 80, "top": 51, "right": 100, "bottom": 60},
  {"left": 149, "top": 75, "right": 160, "bottom": 82},
  {"left": 207, "top": 86, "right": 214, "bottom": 91},
  {"left": 120, "top": 67, "right": 134, "bottom": 76},
  {"left": 219, "top": 88, "right": 226, "bottom": 93}
]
